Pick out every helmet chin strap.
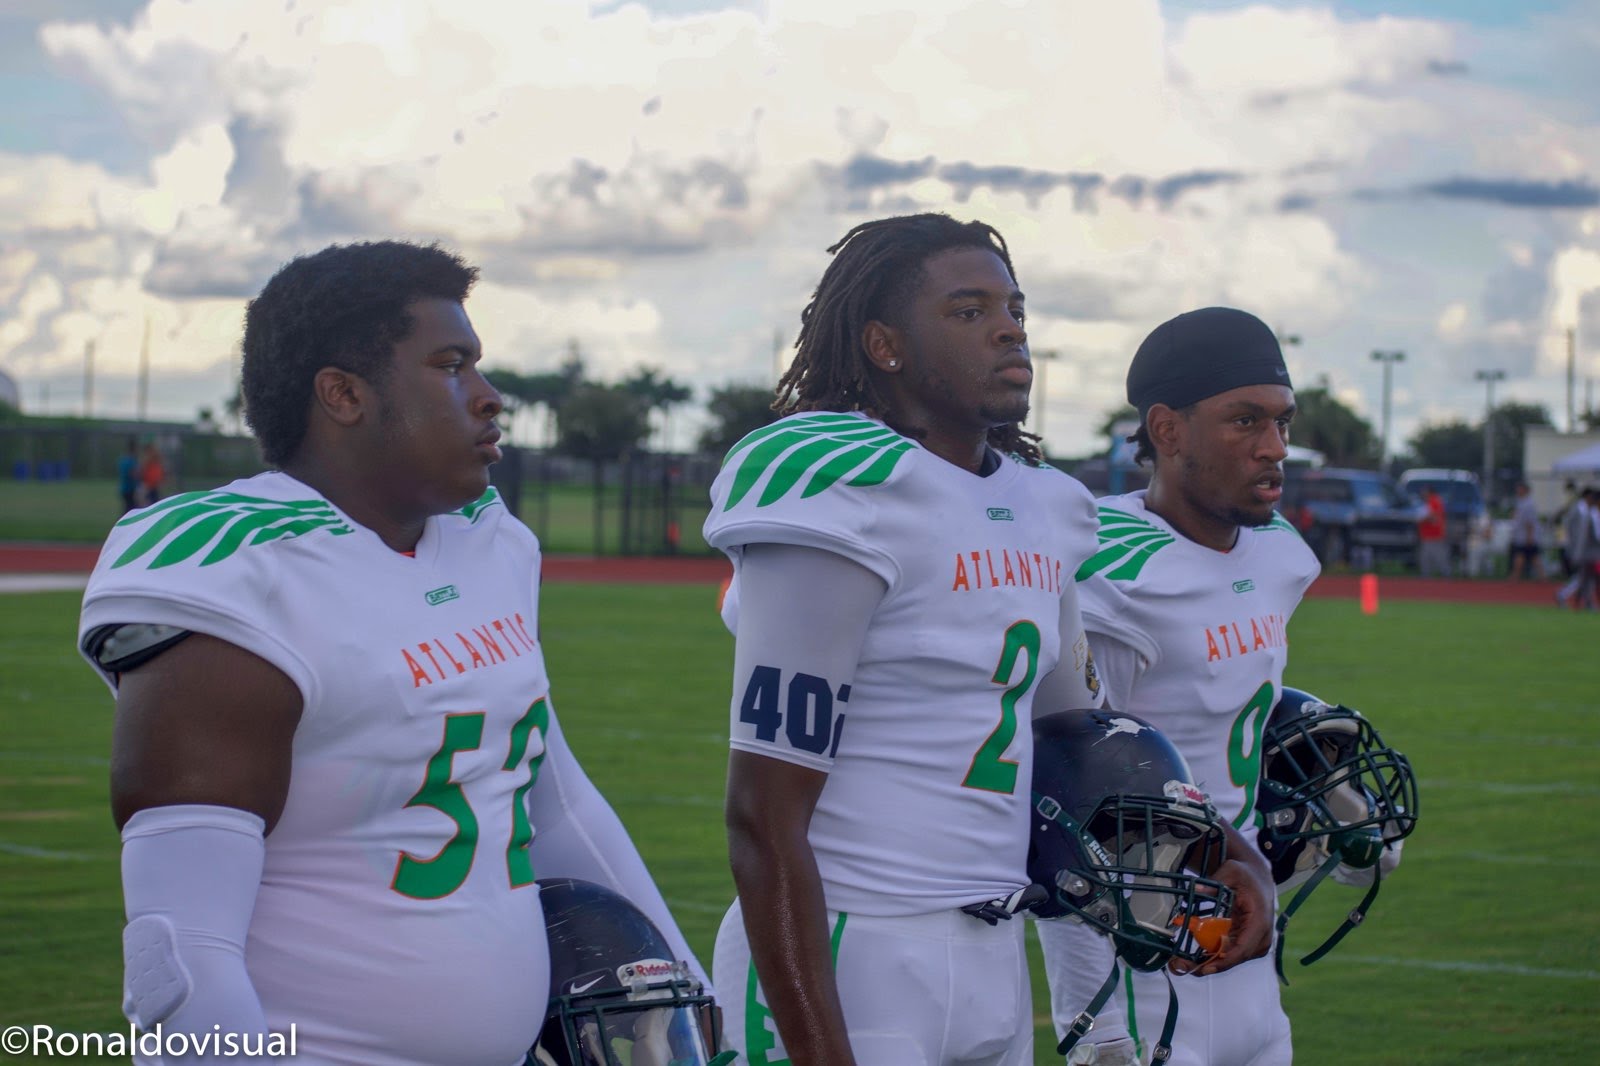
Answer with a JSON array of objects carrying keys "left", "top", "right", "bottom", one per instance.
[
  {"left": 1056, "top": 960, "right": 1181, "bottom": 1066},
  {"left": 1273, "top": 849, "right": 1385, "bottom": 984}
]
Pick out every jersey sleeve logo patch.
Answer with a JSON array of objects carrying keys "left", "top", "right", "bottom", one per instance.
[
  {"left": 719, "top": 413, "right": 913, "bottom": 510},
  {"left": 1074, "top": 506, "right": 1176, "bottom": 583},
  {"left": 109, "top": 491, "right": 353, "bottom": 570}
]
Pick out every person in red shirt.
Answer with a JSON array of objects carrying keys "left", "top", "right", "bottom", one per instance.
[
  {"left": 136, "top": 443, "right": 166, "bottom": 506},
  {"left": 1418, "top": 487, "right": 1449, "bottom": 577}
]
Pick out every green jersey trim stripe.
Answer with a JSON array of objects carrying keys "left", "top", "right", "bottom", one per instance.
[
  {"left": 743, "top": 911, "right": 848, "bottom": 1065},
  {"left": 111, "top": 492, "right": 353, "bottom": 570},
  {"left": 721, "top": 411, "right": 875, "bottom": 464},
  {"left": 454, "top": 487, "right": 502, "bottom": 522},
  {"left": 722, "top": 415, "right": 912, "bottom": 510},
  {"left": 1261, "top": 512, "right": 1298, "bottom": 534},
  {"left": 1075, "top": 506, "right": 1176, "bottom": 582}
]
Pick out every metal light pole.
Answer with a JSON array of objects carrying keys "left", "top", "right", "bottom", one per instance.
[
  {"left": 1032, "top": 349, "right": 1059, "bottom": 457},
  {"left": 1567, "top": 327, "right": 1577, "bottom": 433},
  {"left": 1475, "top": 368, "right": 1506, "bottom": 495},
  {"left": 137, "top": 316, "right": 151, "bottom": 422},
  {"left": 1371, "top": 350, "right": 1405, "bottom": 470}
]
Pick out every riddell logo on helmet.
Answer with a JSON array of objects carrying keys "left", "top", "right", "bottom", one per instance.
[
  {"left": 1163, "top": 781, "right": 1207, "bottom": 807},
  {"left": 619, "top": 959, "right": 674, "bottom": 982}
]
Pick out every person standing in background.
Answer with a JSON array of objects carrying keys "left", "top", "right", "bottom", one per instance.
[
  {"left": 1555, "top": 486, "right": 1595, "bottom": 609},
  {"left": 1417, "top": 487, "right": 1449, "bottom": 577},
  {"left": 137, "top": 442, "right": 165, "bottom": 506},
  {"left": 117, "top": 438, "right": 139, "bottom": 512},
  {"left": 1507, "top": 482, "right": 1543, "bottom": 580}
]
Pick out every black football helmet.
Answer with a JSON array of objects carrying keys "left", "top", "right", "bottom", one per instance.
[
  {"left": 1256, "top": 688, "right": 1419, "bottom": 981},
  {"left": 530, "top": 878, "right": 729, "bottom": 1066},
  {"left": 1029, "top": 710, "right": 1235, "bottom": 972},
  {"left": 1030, "top": 710, "right": 1237, "bottom": 1061},
  {"left": 1257, "top": 688, "right": 1417, "bottom": 886}
]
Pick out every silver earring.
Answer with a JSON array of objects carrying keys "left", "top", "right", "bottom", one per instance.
[{"left": 887, "top": 359, "right": 898, "bottom": 367}]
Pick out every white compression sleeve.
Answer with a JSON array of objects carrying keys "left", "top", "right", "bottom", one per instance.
[
  {"left": 527, "top": 708, "right": 714, "bottom": 994},
  {"left": 1034, "top": 575, "right": 1108, "bottom": 716},
  {"left": 728, "top": 543, "right": 884, "bottom": 722},
  {"left": 120, "top": 804, "right": 269, "bottom": 1065}
]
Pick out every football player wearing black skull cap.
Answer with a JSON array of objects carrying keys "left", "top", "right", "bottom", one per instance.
[{"left": 1037, "top": 306, "right": 1320, "bottom": 1066}]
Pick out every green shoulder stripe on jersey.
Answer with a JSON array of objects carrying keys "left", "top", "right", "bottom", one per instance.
[
  {"left": 1261, "top": 511, "right": 1298, "bottom": 534},
  {"left": 454, "top": 487, "right": 502, "bottom": 522},
  {"left": 721, "top": 414, "right": 913, "bottom": 510},
  {"left": 1075, "top": 506, "right": 1176, "bottom": 582},
  {"left": 110, "top": 491, "right": 353, "bottom": 570}
]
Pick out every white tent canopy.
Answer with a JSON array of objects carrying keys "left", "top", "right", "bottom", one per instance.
[
  {"left": 1285, "top": 444, "right": 1325, "bottom": 467},
  {"left": 1551, "top": 440, "right": 1600, "bottom": 473}
]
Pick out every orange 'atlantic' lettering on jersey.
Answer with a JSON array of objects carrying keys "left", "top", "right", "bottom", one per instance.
[
  {"left": 1203, "top": 613, "right": 1289, "bottom": 662},
  {"left": 402, "top": 614, "right": 539, "bottom": 687},
  {"left": 951, "top": 547, "right": 1063, "bottom": 595}
]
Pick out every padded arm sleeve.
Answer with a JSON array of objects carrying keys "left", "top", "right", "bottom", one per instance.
[
  {"left": 527, "top": 708, "right": 713, "bottom": 995},
  {"left": 1034, "top": 575, "right": 1107, "bottom": 715},
  {"left": 1083, "top": 633, "right": 1147, "bottom": 714},
  {"left": 726, "top": 542, "right": 885, "bottom": 769},
  {"left": 119, "top": 804, "right": 270, "bottom": 1065}
]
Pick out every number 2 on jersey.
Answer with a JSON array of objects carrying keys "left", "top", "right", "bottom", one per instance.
[
  {"left": 1227, "top": 681, "right": 1274, "bottom": 828},
  {"left": 963, "top": 621, "right": 1041, "bottom": 794},
  {"left": 392, "top": 697, "right": 549, "bottom": 900}
]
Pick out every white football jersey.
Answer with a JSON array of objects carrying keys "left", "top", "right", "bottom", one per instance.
[
  {"left": 1074, "top": 490, "right": 1321, "bottom": 831},
  {"left": 705, "top": 412, "right": 1101, "bottom": 915},
  {"left": 80, "top": 472, "right": 555, "bottom": 1065}
]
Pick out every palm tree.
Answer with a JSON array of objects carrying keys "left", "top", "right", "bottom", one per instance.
[{"left": 621, "top": 366, "right": 693, "bottom": 451}]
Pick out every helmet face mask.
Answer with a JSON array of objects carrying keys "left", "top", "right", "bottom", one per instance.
[
  {"left": 1257, "top": 694, "right": 1418, "bottom": 888},
  {"left": 536, "top": 969, "right": 713, "bottom": 1066},
  {"left": 533, "top": 879, "right": 719, "bottom": 1066},
  {"left": 1031, "top": 711, "right": 1236, "bottom": 972}
]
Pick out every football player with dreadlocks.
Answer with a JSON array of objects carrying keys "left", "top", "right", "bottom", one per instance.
[
  {"left": 1037, "top": 307, "right": 1316, "bottom": 1066},
  {"left": 704, "top": 212, "right": 1104, "bottom": 1065}
]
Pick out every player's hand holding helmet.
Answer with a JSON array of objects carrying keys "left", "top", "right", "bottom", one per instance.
[
  {"left": 1256, "top": 688, "right": 1419, "bottom": 982},
  {"left": 1028, "top": 709, "right": 1236, "bottom": 1062},
  {"left": 530, "top": 878, "right": 733, "bottom": 1066}
]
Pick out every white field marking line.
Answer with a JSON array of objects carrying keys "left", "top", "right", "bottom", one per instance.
[
  {"left": 609, "top": 793, "right": 719, "bottom": 807},
  {"left": 1331, "top": 954, "right": 1600, "bottom": 981},
  {"left": 1417, "top": 850, "right": 1600, "bottom": 869},
  {"left": 1431, "top": 733, "right": 1600, "bottom": 749},
  {"left": 590, "top": 727, "right": 727, "bottom": 746},
  {"left": 666, "top": 899, "right": 729, "bottom": 915},
  {"left": 0, "top": 840, "right": 103, "bottom": 862},
  {"left": 0, "top": 752, "right": 111, "bottom": 767},
  {"left": 0, "top": 574, "right": 90, "bottom": 593},
  {"left": 1423, "top": 779, "right": 1600, "bottom": 796}
]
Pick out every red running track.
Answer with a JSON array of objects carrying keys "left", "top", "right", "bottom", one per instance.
[
  {"left": 0, "top": 542, "right": 1573, "bottom": 606},
  {"left": 0, "top": 543, "right": 731, "bottom": 585}
]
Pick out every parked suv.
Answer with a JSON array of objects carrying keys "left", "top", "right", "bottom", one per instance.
[
  {"left": 1397, "top": 469, "right": 1487, "bottom": 568},
  {"left": 1278, "top": 467, "right": 1426, "bottom": 567}
]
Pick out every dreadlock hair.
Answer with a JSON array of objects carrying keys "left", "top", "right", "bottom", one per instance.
[
  {"left": 775, "top": 212, "right": 1043, "bottom": 464},
  {"left": 242, "top": 241, "right": 478, "bottom": 467}
]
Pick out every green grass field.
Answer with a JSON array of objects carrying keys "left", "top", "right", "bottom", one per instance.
[{"left": 1, "top": 588, "right": 1595, "bottom": 1063}]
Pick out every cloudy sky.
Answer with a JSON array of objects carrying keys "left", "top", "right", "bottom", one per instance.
[{"left": 2, "top": 0, "right": 1598, "bottom": 456}]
